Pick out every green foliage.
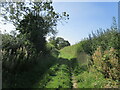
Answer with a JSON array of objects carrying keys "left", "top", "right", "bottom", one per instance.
[
  {"left": 59, "top": 17, "right": 120, "bottom": 88},
  {"left": 1, "top": 1, "right": 119, "bottom": 88},
  {"left": 2, "top": 33, "right": 32, "bottom": 73},
  {"left": 92, "top": 47, "right": 120, "bottom": 80},
  {"left": 56, "top": 37, "right": 71, "bottom": 49},
  {"left": 3, "top": 55, "right": 57, "bottom": 88},
  {"left": 0, "top": 1, "right": 69, "bottom": 27},
  {"left": 73, "top": 65, "right": 118, "bottom": 88},
  {"left": 46, "top": 43, "right": 59, "bottom": 57},
  {"left": 77, "top": 29, "right": 120, "bottom": 55},
  {"left": 76, "top": 70, "right": 108, "bottom": 88},
  {"left": 76, "top": 17, "right": 119, "bottom": 56},
  {"left": 45, "top": 63, "right": 71, "bottom": 88},
  {"left": 1, "top": 1, "right": 69, "bottom": 88},
  {"left": 49, "top": 37, "right": 71, "bottom": 50},
  {"left": 33, "top": 59, "right": 72, "bottom": 88},
  {"left": 72, "top": 17, "right": 120, "bottom": 88},
  {"left": 17, "top": 13, "right": 47, "bottom": 53},
  {"left": 45, "top": 65, "right": 71, "bottom": 88},
  {"left": 1, "top": 1, "right": 69, "bottom": 54},
  {"left": 48, "top": 36, "right": 57, "bottom": 48}
]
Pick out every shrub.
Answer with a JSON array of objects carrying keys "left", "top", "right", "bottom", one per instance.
[{"left": 92, "top": 47, "right": 119, "bottom": 80}]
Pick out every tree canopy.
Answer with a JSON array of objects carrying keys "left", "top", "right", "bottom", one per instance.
[
  {"left": 1, "top": 1, "right": 69, "bottom": 53},
  {"left": 49, "top": 37, "right": 71, "bottom": 50}
]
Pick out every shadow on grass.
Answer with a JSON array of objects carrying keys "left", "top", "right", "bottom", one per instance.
[
  {"left": 3, "top": 55, "right": 82, "bottom": 88},
  {"left": 32, "top": 57, "right": 76, "bottom": 88}
]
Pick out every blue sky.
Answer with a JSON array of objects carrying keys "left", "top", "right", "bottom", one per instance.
[
  {"left": 0, "top": 2, "right": 118, "bottom": 45},
  {"left": 52, "top": 2, "right": 118, "bottom": 45}
]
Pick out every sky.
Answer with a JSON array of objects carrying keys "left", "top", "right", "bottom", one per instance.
[
  {"left": 52, "top": 2, "right": 118, "bottom": 45},
  {"left": 0, "top": 2, "right": 118, "bottom": 45}
]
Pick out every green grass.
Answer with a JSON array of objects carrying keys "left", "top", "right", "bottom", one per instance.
[
  {"left": 33, "top": 58, "right": 72, "bottom": 88},
  {"left": 58, "top": 42, "right": 119, "bottom": 88},
  {"left": 59, "top": 43, "right": 81, "bottom": 59},
  {"left": 45, "top": 64, "right": 71, "bottom": 88},
  {"left": 75, "top": 67, "right": 119, "bottom": 88},
  {"left": 76, "top": 70, "right": 107, "bottom": 88},
  {"left": 4, "top": 40, "right": 118, "bottom": 88}
]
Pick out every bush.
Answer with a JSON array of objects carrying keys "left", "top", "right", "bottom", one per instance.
[{"left": 92, "top": 47, "right": 119, "bottom": 80}]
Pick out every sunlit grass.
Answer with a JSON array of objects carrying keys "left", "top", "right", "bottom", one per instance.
[{"left": 59, "top": 43, "right": 81, "bottom": 59}]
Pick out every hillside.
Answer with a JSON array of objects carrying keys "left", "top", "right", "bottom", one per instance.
[{"left": 59, "top": 43, "right": 80, "bottom": 59}]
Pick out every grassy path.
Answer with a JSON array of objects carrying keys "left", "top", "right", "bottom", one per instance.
[
  {"left": 71, "top": 73, "right": 78, "bottom": 88},
  {"left": 59, "top": 45, "right": 79, "bottom": 88},
  {"left": 69, "top": 59, "right": 78, "bottom": 88},
  {"left": 34, "top": 58, "right": 72, "bottom": 88},
  {"left": 36, "top": 43, "right": 119, "bottom": 88},
  {"left": 40, "top": 57, "right": 79, "bottom": 88},
  {"left": 35, "top": 44, "right": 79, "bottom": 88}
]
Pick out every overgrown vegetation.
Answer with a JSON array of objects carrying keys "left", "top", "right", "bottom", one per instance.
[
  {"left": 1, "top": 1, "right": 119, "bottom": 88},
  {"left": 1, "top": 1, "right": 69, "bottom": 88},
  {"left": 49, "top": 37, "right": 71, "bottom": 50},
  {"left": 59, "top": 17, "right": 119, "bottom": 88}
]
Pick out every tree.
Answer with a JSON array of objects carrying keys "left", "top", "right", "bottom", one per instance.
[
  {"left": 1, "top": 1, "right": 69, "bottom": 54},
  {"left": 49, "top": 37, "right": 70, "bottom": 50},
  {"left": 1, "top": 1, "right": 70, "bottom": 88},
  {"left": 17, "top": 13, "right": 47, "bottom": 53},
  {"left": 56, "top": 37, "right": 70, "bottom": 49}
]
